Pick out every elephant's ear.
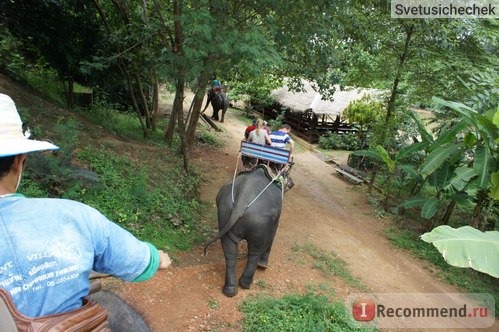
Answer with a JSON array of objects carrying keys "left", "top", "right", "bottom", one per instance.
[{"left": 421, "top": 226, "right": 499, "bottom": 278}]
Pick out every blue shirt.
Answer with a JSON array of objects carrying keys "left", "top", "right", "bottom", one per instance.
[
  {"left": 0, "top": 195, "right": 150, "bottom": 317},
  {"left": 270, "top": 130, "right": 291, "bottom": 149}
]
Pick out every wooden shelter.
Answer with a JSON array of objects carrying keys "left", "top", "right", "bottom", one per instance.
[{"left": 260, "top": 80, "right": 379, "bottom": 143}]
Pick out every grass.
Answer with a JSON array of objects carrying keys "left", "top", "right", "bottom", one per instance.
[
  {"left": 240, "top": 289, "right": 377, "bottom": 332},
  {"left": 384, "top": 225, "right": 499, "bottom": 315},
  {"left": 238, "top": 241, "right": 369, "bottom": 331},
  {"left": 20, "top": 109, "right": 206, "bottom": 254},
  {"left": 292, "top": 242, "right": 366, "bottom": 291}
]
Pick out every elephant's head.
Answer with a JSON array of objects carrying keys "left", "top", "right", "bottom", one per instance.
[{"left": 284, "top": 176, "right": 294, "bottom": 193}]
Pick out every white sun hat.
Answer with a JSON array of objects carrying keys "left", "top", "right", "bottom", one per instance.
[{"left": 0, "top": 93, "right": 59, "bottom": 157}]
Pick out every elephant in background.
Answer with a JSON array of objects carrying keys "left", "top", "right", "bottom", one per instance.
[
  {"left": 204, "top": 165, "right": 293, "bottom": 297},
  {"left": 203, "top": 89, "right": 229, "bottom": 123}
]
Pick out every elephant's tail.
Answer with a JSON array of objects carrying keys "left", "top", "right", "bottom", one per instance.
[{"left": 203, "top": 204, "right": 246, "bottom": 256}]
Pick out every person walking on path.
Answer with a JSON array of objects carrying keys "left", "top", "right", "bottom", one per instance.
[{"left": 0, "top": 93, "right": 171, "bottom": 320}]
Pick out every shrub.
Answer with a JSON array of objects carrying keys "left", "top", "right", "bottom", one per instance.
[{"left": 319, "top": 132, "right": 360, "bottom": 150}]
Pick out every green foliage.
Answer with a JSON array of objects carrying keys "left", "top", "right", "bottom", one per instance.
[
  {"left": 268, "top": 110, "right": 286, "bottom": 132},
  {"left": 24, "top": 67, "right": 66, "bottom": 106},
  {"left": 72, "top": 148, "right": 201, "bottom": 251},
  {"left": 229, "top": 74, "right": 283, "bottom": 106},
  {"left": 18, "top": 97, "right": 205, "bottom": 253},
  {"left": 343, "top": 95, "right": 384, "bottom": 126},
  {"left": 240, "top": 291, "right": 375, "bottom": 332},
  {"left": 421, "top": 226, "right": 499, "bottom": 278},
  {"left": 343, "top": 95, "right": 386, "bottom": 149},
  {"left": 0, "top": 27, "right": 26, "bottom": 76},
  {"left": 318, "top": 132, "right": 360, "bottom": 150},
  {"left": 195, "top": 130, "right": 222, "bottom": 149},
  {"left": 21, "top": 117, "right": 82, "bottom": 197},
  {"left": 385, "top": 225, "right": 499, "bottom": 314}
]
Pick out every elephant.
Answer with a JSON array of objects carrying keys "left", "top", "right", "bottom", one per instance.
[
  {"left": 88, "top": 290, "right": 150, "bottom": 332},
  {"left": 203, "top": 88, "right": 229, "bottom": 123},
  {"left": 204, "top": 165, "right": 294, "bottom": 297}
]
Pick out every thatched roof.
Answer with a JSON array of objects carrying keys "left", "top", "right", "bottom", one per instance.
[{"left": 271, "top": 80, "right": 380, "bottom": 116}]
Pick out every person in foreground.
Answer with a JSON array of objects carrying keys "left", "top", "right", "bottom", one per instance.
[{"left": 0, "top": 93, "right": 171, "bottom": 318}]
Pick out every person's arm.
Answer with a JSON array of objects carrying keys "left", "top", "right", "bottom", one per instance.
[
  {"left": 288, "top": 139, "right": 295, "bottom": 160},
  {"left": 159, "top": 250, "right": 172, "bottom": 269},
  {"left": 132, "top": 243, "right": 171, "bottom": 282},
  {"left": 265, "top": 132, "right": 272, "bottom": 145}
]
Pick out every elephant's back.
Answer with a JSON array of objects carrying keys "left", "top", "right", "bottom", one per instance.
[{"left": 233, "top": 169, "right": 282, "bottom": 205}]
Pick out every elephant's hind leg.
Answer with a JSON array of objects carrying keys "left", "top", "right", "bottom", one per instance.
[
  {"left": 239, "top": 250, "right": 262, "bottom": 289},
  {"left": 220, "top": 106, "right": 228, "bottom": 123},
  {"left": 221, "top": 236, "right": 238, "bottom": 297},
  {"left": 211, "top": 108, "right": 219, "bottom": 121},
  {"left": 257, "top": 248, "right": 270, "bottom": 269}
]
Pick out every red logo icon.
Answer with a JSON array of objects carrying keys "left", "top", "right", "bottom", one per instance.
[{"left": 352, "top": 297, "right": 376, "bottom": 321}]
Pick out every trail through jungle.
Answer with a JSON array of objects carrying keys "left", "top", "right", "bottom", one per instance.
[
  {"left": 0, "top": 75, "right": 496, "bottom": 332},
  {"left": 104, "top": 110, "right": 498, "bottom": 332}
]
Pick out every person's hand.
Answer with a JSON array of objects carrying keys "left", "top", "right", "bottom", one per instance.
[{"left": 158, "top": 250, "right": 172, "bottom": 269}]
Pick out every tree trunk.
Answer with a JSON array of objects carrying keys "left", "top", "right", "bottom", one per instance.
[
  {"left": 368, "top": 163, "right": 378, "bottom": 194},
  {"left": 134, "top": 73, "right": 152, "bottom": 129},
  {"left": 386, "top": 23, "right": 414, "bottom": 123},
  {"left": 122, "top": 62, "right": 148, "bottom": 137},
  {"left": 186, "top": 73, "right": 210, "bottom": 147},
  {"left": 67, "top": 76, "right": 74, "bottom": 109},
  {"left": 171, "top": 0, "right": 189, "bottom": 173},
  {"left": 441, "top": 200, "right": 456, "bottom": 225},
  {"left": 174, "top": 79, "right": 189, "bottom": 172},
  {"left": 151, "top": 75, "right": 159, "bottom": 131},
  {"left": 470, "top": 189, "right": 488, "bottom": 229}
]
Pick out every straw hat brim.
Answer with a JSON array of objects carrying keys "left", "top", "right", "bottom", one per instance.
[{"left": 0, "top": 139, "right": 59, "bottom": 157}]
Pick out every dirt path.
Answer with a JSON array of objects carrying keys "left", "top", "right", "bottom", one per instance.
[
  {"left": 100, "top": 109, "right": 497, "bottom": 332},
  {"left": 1, "top": 73, "right": 495, "bottom": 332}
]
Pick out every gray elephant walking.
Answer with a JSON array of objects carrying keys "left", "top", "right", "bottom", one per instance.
[
  {"left": 203, "top": 89, "right": 229, "bottom": 123},
  {"left": 204, "top": 165, "right": 293, "bottom": 297}
]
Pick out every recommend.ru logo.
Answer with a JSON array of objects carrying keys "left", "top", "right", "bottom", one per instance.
[{"left": 346, "top": 293, "right": 495, "bottom": 329}]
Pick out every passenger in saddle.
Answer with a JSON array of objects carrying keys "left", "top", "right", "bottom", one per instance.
[
  {"left": 212, "top": 78, "right": 223, "bottom": 94},
  {"left": 263, "top": 120, "right": 270, "bottom": 135},
  {"left": 270, "top": 123, "right": 295, "bottom": 161},
  {"left": 248, "top": 119, "right": 271, "bottom": 146},
  {"left": 269, "top": 124, "right": 295, "bottom": 173},
  {"left": 244, "top": 119, "right": 257, "bottom": 140},
  {"left": 0, "top": 94, "right": 172, "bottom": 319}
]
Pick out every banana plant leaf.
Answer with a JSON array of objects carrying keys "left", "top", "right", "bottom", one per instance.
[
  {"left": 420, "top": 142, "right": 464, "bottom": 179},
  {"left": 490, "top": 171, "right": 499, "bottom": 200},
  {"left": 421, "top": 226, "right": 499, "bottom": 278},
  {"left": 421, "top": 198, "right": 440, "bottom": 219}
]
